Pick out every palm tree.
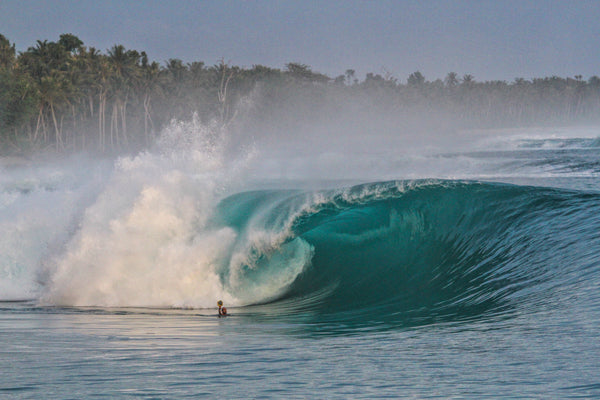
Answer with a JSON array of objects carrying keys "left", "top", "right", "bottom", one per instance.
[
  {"left": 107, "top": 44, "right": 141, "bottom": 148},
  {"left": 138, "top": 53, "right": 161, "bottom": 144},
  {"left": 444, "top": 72, "right": 459, "bottom": 88},
  {"left": 0, "top": 34, "right": 16, "bottom": 70},
  {"left": 35, "top": 74, "right": 69, "bottom": 147}
]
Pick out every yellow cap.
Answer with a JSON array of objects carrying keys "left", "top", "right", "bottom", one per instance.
[{"left": 217, "top": 300, "right": 223, "bottom": 306}]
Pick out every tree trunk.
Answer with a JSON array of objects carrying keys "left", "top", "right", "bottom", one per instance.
[
  {"left": 120, "top": 95, "right": 129, "bottom": 147},
  {"left": 110, "top": 102, "right": 118, "bottom": 149},
  {"left": 50, "top": 102, "right": 62, "bottom": 150},
  {"left": 143, "top": 93, "right": 154, "bottom": 145}
]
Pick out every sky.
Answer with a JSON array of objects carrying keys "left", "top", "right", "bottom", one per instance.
[{"left": 1, "top": 0, "right": 599, "bottom": 83}]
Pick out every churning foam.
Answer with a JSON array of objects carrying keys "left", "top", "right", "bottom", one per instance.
[
  {"left": 43, "top": 117, "right": 265, "bottom": 308},
  {"left": 0, "top": 156, "right": 110, "bottom": 300}
]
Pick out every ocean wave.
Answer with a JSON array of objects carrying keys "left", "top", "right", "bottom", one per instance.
[{"left": 213, "top": 180, "right": 600, "bottom": 328}]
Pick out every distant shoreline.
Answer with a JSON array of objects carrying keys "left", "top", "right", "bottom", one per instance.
[{"left": 2, "top": 33, "right": 600, "bottom": 156}]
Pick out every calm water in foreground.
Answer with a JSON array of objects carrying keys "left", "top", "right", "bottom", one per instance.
[{"left": 1, "top": 299, "right": 599, "bottom": 398}]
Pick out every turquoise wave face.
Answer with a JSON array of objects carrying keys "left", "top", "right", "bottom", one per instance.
[{"left": 213, "top": 180, "right": 600, "bottom": 331}]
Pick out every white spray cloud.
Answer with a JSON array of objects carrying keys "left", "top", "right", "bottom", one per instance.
[
  {"left": 44, "top": 117, "right": 256, "bottom": 308},
  {"left": 0, "top": 156, "right": 110, "bottom": 300}
]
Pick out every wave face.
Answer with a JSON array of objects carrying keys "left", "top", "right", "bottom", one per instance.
[{"left": 213, "top": 180, "right": 600, "bottom": 328}]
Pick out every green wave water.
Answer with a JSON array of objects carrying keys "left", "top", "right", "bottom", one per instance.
[{"left": 213, "top": 180, "right": 600, "bottom": 330}]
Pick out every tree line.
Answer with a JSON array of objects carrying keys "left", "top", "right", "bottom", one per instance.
[{"left": 1, "top": 33, "right": 599, "bottom": 155}]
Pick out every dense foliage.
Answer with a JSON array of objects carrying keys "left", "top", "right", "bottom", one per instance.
[{"left": 1, "top": 33, "right": 599, "bottom": 154}]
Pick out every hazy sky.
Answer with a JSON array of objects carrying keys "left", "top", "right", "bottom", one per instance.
[{"left": 1, "top": 0, "right": 599, "bottom": 82}]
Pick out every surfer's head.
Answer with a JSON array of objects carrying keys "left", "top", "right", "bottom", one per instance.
[{"left": 217, "top": 300, "right": 223, "bottom": 307}]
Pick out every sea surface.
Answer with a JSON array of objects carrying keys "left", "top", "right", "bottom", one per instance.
[{"left": 1, "top": 124, "right": 600, "bottom": 398}]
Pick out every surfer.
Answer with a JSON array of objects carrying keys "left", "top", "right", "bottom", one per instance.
[{"left": 217, "top": 300, "right": 228, "bottom": 317}]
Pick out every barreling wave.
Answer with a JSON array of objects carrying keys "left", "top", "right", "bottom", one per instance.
[
  {"left": 213, "top": 180, "right": 600, "bottom": 328},
  {"left": 5, "top": 118, "right": 598, "bottom": 331}
]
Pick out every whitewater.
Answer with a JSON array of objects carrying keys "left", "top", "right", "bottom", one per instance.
[{"left": 1, "top": 119, "right": 600, "bottom": 398}]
